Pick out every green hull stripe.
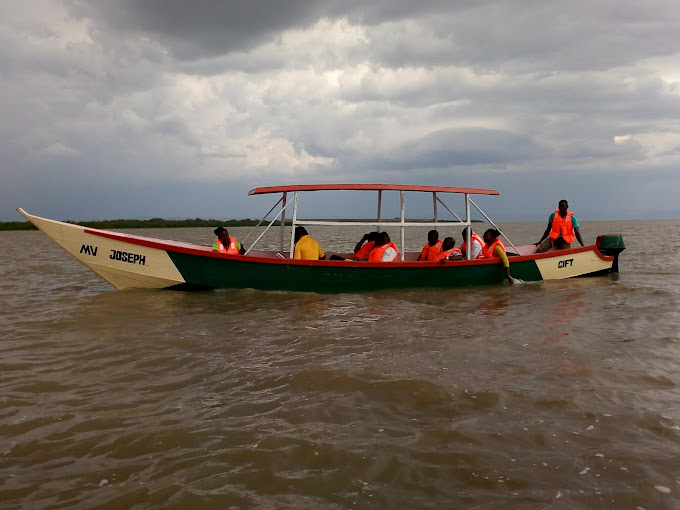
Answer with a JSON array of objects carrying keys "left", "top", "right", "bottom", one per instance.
[{"left": 166, "top": 252, "right": 544, "bottom": 292}]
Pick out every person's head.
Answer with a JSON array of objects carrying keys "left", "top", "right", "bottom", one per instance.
[
  {"left": 367, "top": 231, "right": 381, "bottom": 243},
  {"left": 214, "top": 227, "right": 230, "bottom": 243},
  {"left": 373, "top": 232, "right": 387, "bottom": 246},
  {"left": 427, "top": 229, "right": 439, "bottom": 246},
  {"left": 558, "top": 199, "right": 569, "bottom": 215},
  {"left": 483, "top": 229, "right": 501, "bottom": 244},
  {"left": 294, "top": 226, "right": 308, "bottom": 242},
  {"left": 442, "top": 237, "right": 455, "bottom": 251}
]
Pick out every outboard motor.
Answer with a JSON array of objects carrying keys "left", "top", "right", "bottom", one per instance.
[{"left": 596, "top": 234, "right": 625, "bottom": 273}]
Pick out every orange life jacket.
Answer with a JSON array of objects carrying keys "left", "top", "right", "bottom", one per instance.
[
  {"left": 353, "top": 240, "right": 375, "bottom": 260},
  {"left": 368, "top": 242, "right": 398, "bottom": 262},
  {"left": 215, "top": 236, "right": 240, "bottom": 255},
  {"left": 420, "top": 240, "right": 443, "bottom": 261},
  {"left": 461, "top": 232, "right": 485, "bottom": 259},
  {"left": 549, "top": 210, "right": 575, "bottom": 243},
  {"left": 434, "top": 247, "right": 462, "bottom": 262},
  {"left": 481, "top": 238, "right": 506, "bottom": 259}
]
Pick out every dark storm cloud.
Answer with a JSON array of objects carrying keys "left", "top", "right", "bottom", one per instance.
[
  {"left": 66, "top": 0, "right": 680, "bottom": 71},
  {"left": 65, "top": 0, "right": 323, "bottom": 59},
  {"left": 64, "top": 0, "right": 478, "bottom": 59}
]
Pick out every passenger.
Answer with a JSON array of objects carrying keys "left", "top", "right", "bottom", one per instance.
[
  {"left": 482, "top": 229, "right": 514, "bottom": 284},
  {"left": 460, "top": 226, "right": 485, "bottom": 259},
  {"left": 367, "top": 232, "right": 398, "bottom": 262},
  {"left": 293, "top": 226, "right": 325, "bottom": 260},
  {"left": 213, "top": 227, "right": 245, "bottom": 255},
  {"left": 535, "top": 199, "right": 585, "bottom": 252},
  {"left": 418, "top": 229, "right": 443, "bottom": 261},
  {"left": 435, "top": 237, "right": 462, "bottom": 262},
  {"left": 352, "top": 231, "right": 381, "bottom": 261}
]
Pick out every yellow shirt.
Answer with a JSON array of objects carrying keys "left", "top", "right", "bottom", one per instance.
[
  {"left": 493, "top": 245, "right": 510, "bottom": 268},
  {"left": 294, "top": 235, "right": 324, "bottom": 260}
]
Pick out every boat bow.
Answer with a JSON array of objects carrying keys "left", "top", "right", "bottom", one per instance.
[{"left": 17, "top": 208, "right": 187, "bottom": 290}]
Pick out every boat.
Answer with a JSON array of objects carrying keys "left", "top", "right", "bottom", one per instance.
[{"left": 16, "top": 184, "right": 625, "bottom": 293}]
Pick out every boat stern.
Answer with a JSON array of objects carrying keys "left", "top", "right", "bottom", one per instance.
[{"left": 596, "top": 233, "right": 626, "bottom": 273}]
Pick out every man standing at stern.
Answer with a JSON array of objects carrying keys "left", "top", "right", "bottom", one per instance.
[{"left": 535, "top": 200, "right": 585, "bottom": 252}]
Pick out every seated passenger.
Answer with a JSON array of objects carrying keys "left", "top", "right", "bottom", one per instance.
[
  {"left": 293, "top": 226, "right": 325, "bottom": 260},
  {"left": 418, "top": 229, "right": 443, "bottom": 261},
  {"left": 482, "top": 229, "right": 514, "bottom": 284},
  {"left": 367, "top": 232, "right": 398, "bottom": 262},
  {"left": 213, "top": 227, "right": 245, "bottom": 255},
  {"left": 460, "top": 226, "right": 485, "bottom": 259},
  {"left": 435, "top": 237, "right": 462, "bottom": 262},
  {"left": 353, "top": 231, "right": 381, "bottom": 261}
]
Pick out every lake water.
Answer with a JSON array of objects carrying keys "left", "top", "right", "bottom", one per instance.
[{"left": 1, "top": 220, "right": 680, "bottom": 509}]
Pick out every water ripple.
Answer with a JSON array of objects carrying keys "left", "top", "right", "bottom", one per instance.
[{"left": 2, "top": 223, "right": 680, "bottom": 509}]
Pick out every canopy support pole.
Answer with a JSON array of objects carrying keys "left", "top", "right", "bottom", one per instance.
[
  {"left": 465, "top": 194, "right": 471, "bottom": 259},
  {"left": 376, "top": 190, "right": 382, "bottom": 230},
  {"left": 468, "top": 197, "right": 520, "bottom": 253},
  {"left": 244, "top": 198, "right": 291, "bottom": 256},
  {"left": 289, "top": 192, "right": 299, "bottom": 258},
  {"left": 432, "top": 192, "right": 438, "bottom": 223},
  {"left": 436, "top": 196, "right": 465, "bottom": 223},
  {"left": 280, "top": 192, "right": 287, "bottom": 252},
  {"left": 241, "top": 195, "right": 283, "bottom": 244},
  {"left": 400, "top": 191, "right": 405, "bottom": 261}
]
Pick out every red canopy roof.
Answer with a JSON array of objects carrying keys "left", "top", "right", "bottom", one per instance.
[{"left": 248, "top": 184, "right": 499, "bottom": 196}]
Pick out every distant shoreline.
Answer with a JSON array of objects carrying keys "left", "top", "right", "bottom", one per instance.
[
  {"left": 1, "top": 218, "right": 482, "bottom": 231},
  {"left": 0, "top": 218, "right": 283, "bottom": 231}
]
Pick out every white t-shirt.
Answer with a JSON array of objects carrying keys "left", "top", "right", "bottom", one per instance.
[
  {"left": 469, "top": 239, "right": 483, "bottom": 259},
  {"left": 381, "top": 247, "right": 398, "bottom": 262}
]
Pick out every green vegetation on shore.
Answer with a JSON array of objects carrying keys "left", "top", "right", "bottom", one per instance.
[
  {"left": 0, "top": 221, "right": 39, "bottom": 231},
  {"left": 0, "top": 218, "right": 287, "bottom": 231},
  {"left": 2, "top": 217, "right": 482, "bottom": 231}
]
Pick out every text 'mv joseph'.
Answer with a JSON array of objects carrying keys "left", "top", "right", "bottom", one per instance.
[{"left": 80, "top": 244, "right": 146, "bottom": 266}]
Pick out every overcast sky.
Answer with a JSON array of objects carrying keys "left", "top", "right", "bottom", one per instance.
[{"left": 2, "top": 0, "right": 680, "bottom": 222}]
